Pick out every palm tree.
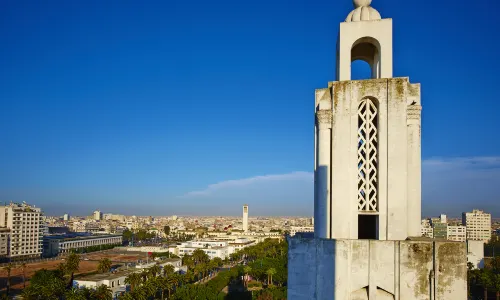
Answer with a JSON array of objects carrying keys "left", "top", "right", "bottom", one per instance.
[
  {"left": 65, "top": 253, "right": 81, "bottom": 288},
  {"left": 494, "top": 273, "right": 500, "bottom": 300},
  {"left": 266, "top": 268, "right": 276, "bottom": 286},
  {"left": 192, "top": 249, "right": 209, "bottom": 265},
  {"left": 3, "top": 263, "right": 13, "bottom": 296},
  {"left": 21, "top": 287, "right": 39, "bottom": 300},
  {"left": 142, "top": 279, "right": 157, "bottom": 298},
  {"left": 125, "top": 272, "right": 142, "bottom": 292},
  {"left": 65, "top": 287, "right": 87, "bottom": 300},
  {"left": 149, "top": 264, "right": 161, "bottom": 278},
  {"left": 163, "top": 264, "right": 175, "bottom": 277},
  {"left": 182, "top": 254, "right": 194, "bottom": 270},
  {"left": 92, "top": 284, "right": 113, "bottom": 300},
  {"left": 118, "top": 292, "right": 135, "bottom": 300},
  {"left": 140, "top": 269, "right": 150, "bottom": 282},
  {"left": 97, "top": 258, "right": 113, "bottom": 273},
  {"left": 167, "top": 275, "right": 178, "bottom": 296},
  {"left": 243, "top": 266, "right": 252, "bottom": 287},
  {"left": 165, "top": 280, "right": 174, "bottom": 299},
  {"left": 479, "top": 269, "right": 493, "bottom": 300},
  {"left": 129, "top": 287, "right": 148, "bottom": 300},
  {"left": 19, "top": 262, "right": 27, "bottom": 288},
  {"left": 156, "top": 276, "right": 168, "bottom": 300}
]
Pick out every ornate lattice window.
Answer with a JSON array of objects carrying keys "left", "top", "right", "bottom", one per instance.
[{"left": 357, "top": 97, "right": 378, "bottom": 212}]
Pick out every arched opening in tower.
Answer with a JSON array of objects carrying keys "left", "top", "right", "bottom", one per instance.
[
  {"left": 351, "top": 37, "right": 381, "bottom": 80},
  {"left": 351, "top": 60, "right": 372, "bottom": 80}
]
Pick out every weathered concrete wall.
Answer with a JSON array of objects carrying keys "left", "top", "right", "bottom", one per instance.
[
  {"left": 466, "top": 240, "right": 484, "bottom": 269},
  {"left": 288, "top": 237, "right": 467, "bottom": 300}
]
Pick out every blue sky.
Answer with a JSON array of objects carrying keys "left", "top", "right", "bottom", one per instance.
[{"left": 0, "top": 0, "right": 499, "bottom": 217}]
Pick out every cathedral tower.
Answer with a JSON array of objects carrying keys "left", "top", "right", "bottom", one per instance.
[
  {"left": 290, "top": 1, "right": 467, "bottom": 299},
  {"left": 314, "top": 0, "right": 422, "bottom": 241}
]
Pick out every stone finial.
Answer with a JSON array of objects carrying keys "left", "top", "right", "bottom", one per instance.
[
  {"left": 353, "top": 0, "right": 372, "bottom": 8},
  {"left": 346, "top": 0, "right": 381, "bottom": 22}
]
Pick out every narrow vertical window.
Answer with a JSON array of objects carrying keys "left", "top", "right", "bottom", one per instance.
[{"left": 357, "top": 97, "right": 378, "bottom": 212}]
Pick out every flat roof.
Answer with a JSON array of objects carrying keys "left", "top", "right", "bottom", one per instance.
[
  {"left": 76, "top": 269, "right": 138, "bottom": 282},
  {"left": 45, "top": 234, "right": 122, "bottom": 242}
]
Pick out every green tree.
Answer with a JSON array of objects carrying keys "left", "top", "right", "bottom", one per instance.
[
  {"left": 156, "top": 276, "right": 168, "bottom": 300},
  {"left": 21, "top": 287, "right": 39, "bottom": 300},
  {"left": 266, "top": 268, "right": 276, "bottom": 286},
  {"left": 64, "top": 253, "right": 81, "bottom": 288},
  {"left": 167, "top": 275, "right": 179, "bottom": 297},
  {"left": 3, "top": 263, "right": 12, "bottom": 296},
  {"left": 192, "top": 249, "right": 209, "bottom": 266},
  {"left": 65, "top": 287, "right": 87, "bottom": 300},
  {"left": 97, "top": 258, "right": 113, "bottom": 273},
  {"left": 479, "top": 269, "right": 494, "bottom": 300},
  {"left": 149, "top": 264, "right": 161, "bottom": 278},
  {"left": 182, "top": 254, "right": 194, "bottom": 270},
  {"left": 20, "top": 262, "right": 27, "bottom": 289},
  {"left": 122, "top": 229, "right": 133, "bottom": 242},
  {"left": 125, "top": 272, "right": 142, "bottom": 292},
  {"left": 494, "top": 273, "right": 500, "bottom": 300},
  {"left": 92, "top": 284, "right": 113, "bottom": 300},
  {"left": 24, "top": 269, "right": 66, "bottom": 300},
  {"left": 163, "top": 264, "right": 175, "bottom": 277},
  {"left": 164, "top": 225, "right": 171, "bottom": 236},
  {"left": 244, "top": 266, "right": 252, "bottom": 287}
]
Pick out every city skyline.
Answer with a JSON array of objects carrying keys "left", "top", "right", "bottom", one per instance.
[{"left": 1, "top": 0, "right": 500, "bottom": 217}]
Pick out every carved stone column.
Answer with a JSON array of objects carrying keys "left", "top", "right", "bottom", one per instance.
[{"left": 315, "top": 109, "right": 333, "bottom": 239}]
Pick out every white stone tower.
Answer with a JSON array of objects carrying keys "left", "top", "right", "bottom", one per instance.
[
  {"left": 289, "top": 1, "right": 467, "bottom": 299},
  {"left": 242, "top": 204, "right": 249, "bottom": 232},
  {"left": 314, "top": 0, "right": 422, "bottom": 241}
]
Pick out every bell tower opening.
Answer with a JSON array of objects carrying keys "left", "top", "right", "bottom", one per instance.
[
  {"left": 351, "top": 60, "right": 372, "bottom": 80},
  {"left": 351, "top": 37, "right": 381, "bottom": 80}
]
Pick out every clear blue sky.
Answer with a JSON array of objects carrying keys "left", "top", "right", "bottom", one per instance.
[{"left": 1, "top": 0, "right": 499, "bottom": 217}]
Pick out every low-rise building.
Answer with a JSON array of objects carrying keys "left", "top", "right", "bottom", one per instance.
[
  {"left": 290, "top": 226, "right": 314, "bottom": 237},
  {"left": 123, "top": 246, "right": 169, "bottom": 253},
  {"left": 228, "top": 238, "right": 256, "bottom": 255},
  {"left": 43, "top": 234, "right": 122, "bottom": 257},
  {"left": 74, "top": 269, "right": 137, "bottom": 299},
  {"left": 431, "top": 218, "right": 447, "bottom": 240},
  {"left": 420, "top": 219, "right": 433, "bottom": 238},
  {"left": 447, "top": 225, "right": 466, "bottom": 242},
  {"left": 177, "top": 240, "right": 229, "bottom": 259}
]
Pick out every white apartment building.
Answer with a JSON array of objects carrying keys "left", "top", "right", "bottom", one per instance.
[
  {"left": 462, "top": 209, "right": 492, "bottom": 243},
  {"left": 74, "top": 269, "right": 136, "bottom": 299},
  {"left": 63, "top": 214, "right": 70, "bottom": 221},
  {"left": 0, "top": 203, "right": 43, "bottom": 259},
  {"left": 104, "top": 214, "right": 126, "bottom": 222},
  {"left": 177, "top": 240, "right": 229, "bottom": 259},
  {"left": 420, "top": 219, "right": 433, "bottom": 238},
  {"left": 227, "top": 238, "right": 256, "bottom": 255},
  {"left": 0, "top": 228, "right": 10, "bottom": 258},
  {"left": 93, "top": 210, "right": 103, "bottom": 221},
  {"left": 447, "top": 225, "right": 466, "bottom": 242},
  {"left": 290, "top": 226, "right": 314, "bottom": 237}
]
